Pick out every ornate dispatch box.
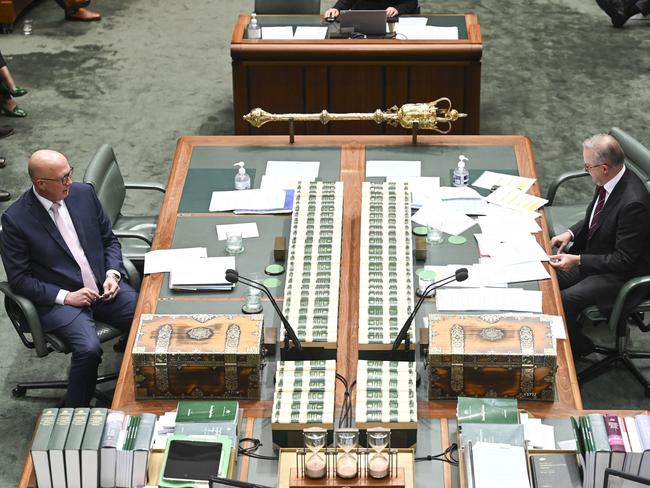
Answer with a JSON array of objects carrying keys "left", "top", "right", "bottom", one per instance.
[
  {"left": 426, "top": 314, "right": 557, "bottom": 401},
  {"left": 132, "top": 313, "right": 264, "bottom": 400}
]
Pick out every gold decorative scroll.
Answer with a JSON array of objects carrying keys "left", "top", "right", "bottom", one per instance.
[{"left": 244, "top": 98, "right": 467, "bottom": 134}]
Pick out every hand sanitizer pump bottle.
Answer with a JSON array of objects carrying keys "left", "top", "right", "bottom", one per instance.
[
  {"left": 234, "top": 161, "right": 251, "bottom": 190},
  {"left": 247, "top": 13, "right": 261, "bottom": 39},
  {"left": 452, "top": 155, "right": 469, "bottom": 187}
]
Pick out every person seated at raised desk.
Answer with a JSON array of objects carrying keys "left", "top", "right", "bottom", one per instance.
[
  {"left": 549, "top": 134, "right": 650, "bottom": 357},
  {"left": 325, "top": 0, "right": 419, "bottom": 19},
  {"left": 0, "top": 150, "right": 138, "bottom": 407}
]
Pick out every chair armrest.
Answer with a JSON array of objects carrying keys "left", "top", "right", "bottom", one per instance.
[
  {"left": 122, "top": 257, "right": 142, "bottom": 291},
  {"left": 114, "top": 230, "right": 153, "bottom": 246},
  {"left": 608, "top": 275, "right": 650, "bottom": 334},
  {"left": 546, "top": 170, "right": 589, "bottom": 205},
  {"left": 123, "top": 181, "right": 166, "bottom": 193},
  {"left": 0, "top": 281, "right": 51, "bottom": 357}
]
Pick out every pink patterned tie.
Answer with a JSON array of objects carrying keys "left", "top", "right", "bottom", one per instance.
[{"left": 51, "top": 202, "right": 99, "bottom": 293}]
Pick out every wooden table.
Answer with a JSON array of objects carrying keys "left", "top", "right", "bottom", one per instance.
[
  {"left": 19, "top": 135, "right": 583, "bottom": 487},
  {"left": 231, "top": 15, "right": 482, "bottom": 136}
]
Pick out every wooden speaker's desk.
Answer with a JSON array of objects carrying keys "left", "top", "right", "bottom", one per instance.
[
  {"left": 19, "top": 135, "right": 584, "bottom": 488},
  {"left": 231, "top": 15, "right": 483, "bottom": 136}
]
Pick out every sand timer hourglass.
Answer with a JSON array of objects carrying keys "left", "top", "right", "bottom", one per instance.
[
  {"left": 336, "top": 429, "right": 359, "bottom": 479},
  {"left": 367, "top": 427, "right": 391, "bottom": 479},
  {"left": 303, "top": 427, "right": 327, "bottom": 479}
]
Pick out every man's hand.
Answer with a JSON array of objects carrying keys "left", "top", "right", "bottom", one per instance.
[
  {"left": 549, "top": 253, "right": 580, "bottom": 272},
  {"left": 386, "top": 6, "right": 399, "bottom": 17},
  {"left": 100, "top": 275, "right": 121, "bottom": 302},
  {"left": 324, "top": 8, "right": 339, "bottom": 18},
  {"left": 550, "top": 231, "right": 572, "bottom": 253},
  {"left": 64, "top": 287, "right": 100, "bottom": 307}
]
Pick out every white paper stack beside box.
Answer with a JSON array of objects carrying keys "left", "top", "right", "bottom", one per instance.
[
  {"left": 272, "top": 360, "right": 336, "bottom": 447},
  {"left": 355, "top": 360, "right": 417, "bottom": 447}
]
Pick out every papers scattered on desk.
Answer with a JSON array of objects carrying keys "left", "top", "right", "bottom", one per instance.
[
  {"left": 169, "top": 256, "right": 236, "bottom": 291},
  {"left": 485, "top": 185, "right": 548, "bottom": 213},
  {"left": 472, "top": 170, "right": 536, "bottom": 192},
  {"left": 143, "top": 247, "right": 207, "bottom": 275},
  {"left": 412, "top": 199, "right": 477, "bottom": 236},
  {"left": 475, "top": 232, "right": 549, "bottom": 264},
  {"left": 293, "top": 26, "right": 328, "bottom": 39},
  {"left": 397, "top": 16, "right": 428, "bottom": 27},
  {"left": 215, "top": 223, "right": 259, "bottom": 241},
  {"left": 366, "top": 160, "right": 421, "bottom": 177},
  {"left": 265, "top": 160, "right": 320, "bottom": 179},
  {"left": 261, "top": 26, "right": 294, "bottom": 39},
  {"left": 396, "top": 25, "right": 459, "bottom": 40},
  {"left": 386, "top": 176, "right": 440, "bottom": 208},
  {"left": 209, "top": 189, "right": 293, "bottom": 214},
  {"left": 423, "top": 264, "right": 506, "bottom": 289},
  {"left": 437, "top": 186, "right": 488, "bottom": 215},
  {"left": 436, "top": 288, "right": 543, "bottom": 313},
  {"left": 477, "top": 213, "right": 541, "bottom": 234}
]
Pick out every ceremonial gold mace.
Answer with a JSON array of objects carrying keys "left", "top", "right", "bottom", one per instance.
[{"left": 244, "top": 98, "right": 467, "bottom": 135}]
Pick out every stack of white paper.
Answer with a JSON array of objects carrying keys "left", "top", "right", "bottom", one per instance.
[
  {"left": 169, "top": 256, "right": 236, "bottom": 291},
  {"left": 261, "top": 26, "right": 294, "bottom": 39},
  {"left": 474, "top": 232, "right": 549, "bottom": 265},
  {"left": 144, "top": 248, "right": 207, "bottom": 275},
  {"left": 293, "top": 26, "right": 328, "bottom": 39},
  {"left": 436, "top": 287, "right": 543, "bottom": 313},
  {"left": 366, "top": 160, "right": 421, "bottom": 177},
  {"left": 396, "top": 25, "right": 459, "bottom": 40},
  {"left": 386, "top": 176, "right": 440, "bottom": 208},
  {"left": 437, "top": 186, "right": 488, "bottom": 215},
  {"left": 472, "top": 171, "right": 536, "bottom": 192},
  {"left": 485, "top": 185, "right": 547, "bottom": 213},
  {"left": 215, "top": 223, "right": 259, "bottom": 241},
  {"left": 412, "top": 198, "right": 477, "bottom": 236},
  {"left": 209, "top": 189, "right": 286, "bottom": 212},
  {"left": 471, "top": 442, "right": 530, "bottom": 488}
]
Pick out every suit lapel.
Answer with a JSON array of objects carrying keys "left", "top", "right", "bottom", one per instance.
[
  {"left": 26, "top": 191, "right": 75, "bottom": 261},
  {"left": 588, "top": 170, "right": 628, "bottom": 240}
]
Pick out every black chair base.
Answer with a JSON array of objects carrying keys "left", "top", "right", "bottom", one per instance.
[
  {"left": 578, "top": 345, "right": 650, "bottom": 397},
  {"left": 12, "top": 372, "right": 119, "bottom": 405}
]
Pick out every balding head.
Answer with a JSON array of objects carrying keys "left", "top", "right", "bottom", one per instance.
[
  {"left": 29, "top": 150, "right": 74, "bottom": 202},
  {"left": 582, "top": 134, "right": 625, "bottom": 168}
]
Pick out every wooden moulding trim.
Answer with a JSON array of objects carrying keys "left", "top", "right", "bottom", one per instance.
[
  {"left": 239, "top": 418, "right": 256, "bottom": 481},
  {"left": 231, "top": 43, "right": 482, "bottom": 62},
  {"left": 336, "top": 143, "right": 364, "bottom": 409},
  {"left": 440, "top": 419, "right": 452, "bottom": 488}
]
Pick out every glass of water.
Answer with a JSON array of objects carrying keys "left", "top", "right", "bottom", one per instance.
[
  {"left": 242, "top": 272, "right": 263, "bottom": 313},
  {"left": 225, "top": 230, "right": 244, "bottom": 255},
  {"left": 22, "top": 19, "right": 33, "bottom": 36},
  {"left": 426, "top": 219, "right": 444, "bottom": 244}
]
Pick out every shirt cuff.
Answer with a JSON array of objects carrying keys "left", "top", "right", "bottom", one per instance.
[
  {"left": 567, "top": 229, "right": 574, "bottom": 240},
  {"left": 55, "top": 289, "right": 69, "bottom": 305},
  {"left": 106, "top": 269, "right": 121, "bottom": 282}
]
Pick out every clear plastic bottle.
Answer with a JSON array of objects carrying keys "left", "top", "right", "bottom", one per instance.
[
  {"left": 247, "top": 13, "right": 261, "bottom": 39},
  {"left": 452, "top": 155, "right": 469, "bottom": 187},
  {"left": 234, "top": 161, "right": 251, "bottom": 190}
]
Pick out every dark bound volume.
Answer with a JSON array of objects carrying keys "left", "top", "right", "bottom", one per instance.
[{"left": 530, "top": 453, "right": 582, "bottom": 488}]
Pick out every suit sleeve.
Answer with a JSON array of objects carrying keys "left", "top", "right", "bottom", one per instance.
[
  {"left": 89, "top": 186, "right": 124, "bottom": 274},
  {"left": 394, "top": 0, "right": 418, "bottom": 14},
  {"left": 0, "top": 212, "right": 61, "bottom": 305},
  {"left": 333, "top": 0, "right": 355, "bottom": 10},
  {"left": 580, "top": 201, "right": 650, "bottom": 275}
]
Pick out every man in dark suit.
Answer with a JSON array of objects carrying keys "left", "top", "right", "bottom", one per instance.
[
  {"left": 325, "top": 0, "right": 418, "bottom": 18},
  {"left": 0, "top": 150, "right": 137, "bottom": 406},
  {"left": 550, "top": 134, "right": 650, "bottom": 356}
]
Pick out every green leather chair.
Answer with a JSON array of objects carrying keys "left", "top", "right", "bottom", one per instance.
[
  {"left": 545, "top": 127, "right": 650, "bottom": 396},
  {"left": 0, "top": 253, "right": 141, "bottom": 404},
  {"left": 83, "top": 144, "right": 165, "bottom": 271}
]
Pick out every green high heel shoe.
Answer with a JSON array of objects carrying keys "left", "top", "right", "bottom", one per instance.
[
  {"left": 0, "top": 104, "right": 27, "bottom": 117},
  {"left": 0, "top": 82, "right": 28, "bottom": 98}
]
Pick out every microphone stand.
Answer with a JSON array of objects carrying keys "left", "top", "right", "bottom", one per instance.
[
  {"left": 233, "top": 274, "right": 303, "bottom": 357},
  {"left": 390, "top": 273, "right": 462, "bottom": 359}
]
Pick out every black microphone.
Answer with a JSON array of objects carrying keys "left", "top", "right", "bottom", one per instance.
[
  {"left": 391, "top": 268, "right": 469, "bottom": 353},
  {"left": 224, "top": 269, "right": 303, "bottom": 352}
]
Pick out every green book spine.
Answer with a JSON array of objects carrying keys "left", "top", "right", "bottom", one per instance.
[
  {"left": 127, "top": 416, "right": 141, "bottom": 450},
  {"left": 81, "top": 408, "right": 108, "bottom": 450},
  {"left": 47, "top": 407, "right": 74, "bottom": 450},
  {"left": 132, "top": 413, "right": 156, "bottom": 451},
  {"left": 176, "top": 400, "right": 238, "bottom": 422},
  {"left": 31, "top": 408, "right": 59, "bottom": 451},
  {"left": 64, "top": 408, "right": 90, "bottom": 450}
]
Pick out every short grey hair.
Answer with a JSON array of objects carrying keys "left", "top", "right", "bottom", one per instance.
[{"left": 583, "top": 134, "right": 625, "bottom": 167}]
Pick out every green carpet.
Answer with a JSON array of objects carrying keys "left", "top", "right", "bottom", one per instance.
[{"left": 0, "top": 0, "right": 648, "bottom": 485}]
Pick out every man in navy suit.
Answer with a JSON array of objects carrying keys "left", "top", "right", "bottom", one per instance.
[
  {"left": 1, "top": 150, "right": 137, "bottom": 406},
  {"left": 550, "top": 134, "right": 650, "bottom": 357}
]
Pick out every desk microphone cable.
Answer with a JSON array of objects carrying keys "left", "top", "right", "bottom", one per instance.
[
  {"left": 238, "top": 437, "right": 279, "bottom": 461},
  {"left": 415, "top": 443, "right": 459, "bottom": 466}
]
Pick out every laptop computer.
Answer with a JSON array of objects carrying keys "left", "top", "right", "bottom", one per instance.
[{"left": 339, "top": 10, "right": 387, "bottom": 36}]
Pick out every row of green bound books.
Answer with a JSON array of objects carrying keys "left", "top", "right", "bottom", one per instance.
[{"left": 31, "top": 408, "right": 155, "bottom": 488}]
